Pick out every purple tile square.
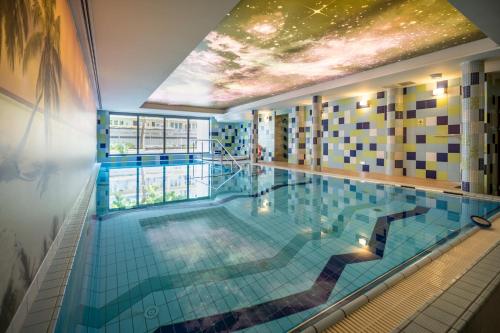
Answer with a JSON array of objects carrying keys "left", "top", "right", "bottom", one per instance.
[
  {"left": 437, "top": 116, "right": 448, "bottom": 125},
  {"left": 416, "top": 135, "right": 426, "bottom": 143},
  {"left": 448, "top": 143, "right": 460, "bottom": 153},
  {"left": 407, "top": 110, "right": 416, "bottom": 119},
  {"left": 416, "top": 161, "right": 426, "bottom": 169},
  {"left": 448, "top": 124, "right": 460, "bottom": 134},
  {"left": 437, "top": 153, "right": 448, "bottom": 162},
  {"left": 426, "top": 170, "right": 436, "bottom": 179},
  {"left": 377, "top": 91, "right": 385, "bottom": 99}
]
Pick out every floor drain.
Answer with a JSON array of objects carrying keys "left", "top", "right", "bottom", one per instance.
[{"left": 144, "top": 306, "right": 159, "bottom": 319}]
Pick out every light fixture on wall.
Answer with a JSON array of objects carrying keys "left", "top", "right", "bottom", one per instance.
[
  {"left": 430, "top": 73, "right": 446, "bottom": 96},
  {"left": 432, "top": 87, "right": 446, "bottom": 96},
  {"left": 359, "top": 98, "right": 369, "bottom": 108}
]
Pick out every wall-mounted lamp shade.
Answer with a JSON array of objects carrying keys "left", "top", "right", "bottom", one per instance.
[
  {"left": 432, "top": 87, "right": 446, "bottom": 96},
  {"left": 359, "top": 99, "right": 369, "bottom": 107}
]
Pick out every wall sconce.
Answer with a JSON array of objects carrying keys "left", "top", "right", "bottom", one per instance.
[
  {"left": 359, "top": 99, "right": 369, "bottom": 108},
  {"left": 432, "top": 87, "right": 446, "bottom": 96}
]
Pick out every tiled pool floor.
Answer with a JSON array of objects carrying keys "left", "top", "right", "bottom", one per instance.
[{"left": 56, "top": 165, "right": 500, "bottom": 333}]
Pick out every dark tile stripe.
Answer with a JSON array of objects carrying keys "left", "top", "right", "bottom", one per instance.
[{"left": 154, "top": 207, "right": 430, "bottom": 333}]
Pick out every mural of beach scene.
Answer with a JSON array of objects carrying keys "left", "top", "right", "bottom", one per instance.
[{"left": 0, "top": 0, "right": 96, "bottom": 331}]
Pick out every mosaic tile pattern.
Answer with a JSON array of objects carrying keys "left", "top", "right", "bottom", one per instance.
[
  {"left": 461, "top": 61, "right": 485, "bottom": 193},
  {"left": 403, "top": 78, "right": 461, "bottom": 181},
  {"left": 258, "top": 111, "right": 275, "bottom": 162},
  {"left": 322, "top": 92, "right": 387, "bottom": 174},
  {"left": 251, "top": 110, "right": 259, "bottom": 163},
  {"left": 310, "top": 95, "right": 323, "bottom": 170},
  {"left": 210, "top": 119, "right": 250, "bottom": 157},
  {"left": 275, "top": 114, "right": 289, "bottom": 161},
  {"left": 386, "top": 88, "right": 405, "bottom": 176},
  {"left": 288, "top": 106, "right": 307, "bottom": 165},
  {"left": 484, "top": 75, "right": 500, "bottom": 195}
]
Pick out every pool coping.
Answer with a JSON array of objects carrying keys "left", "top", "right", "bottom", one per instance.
[
  {"left": 295, "top": 211, "right": 500, "bottom": 333},
  {"left": 293, "top": 223, "right": 481, "bottom": 333},
  {"left": 394, "top": 240, "right": 500, "bottom": 333},
  {"left": 10, "top": 164, "right": 100, "bottom": 333}
]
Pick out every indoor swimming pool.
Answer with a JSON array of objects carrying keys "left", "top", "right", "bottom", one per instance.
[{"left": 56, "top": 161, "right": 500, "bottom": 333}]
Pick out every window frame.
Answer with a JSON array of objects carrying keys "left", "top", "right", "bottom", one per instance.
[{"left": 108, "top": 111, "right": 210, "bottom": 156}]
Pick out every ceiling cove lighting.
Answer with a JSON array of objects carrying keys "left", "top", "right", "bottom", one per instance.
[{"left": 148, "top": 0, "right": 485, "bottom": 109}]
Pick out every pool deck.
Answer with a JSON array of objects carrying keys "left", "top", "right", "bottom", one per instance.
[{"left": 319, "top": 214, "right": 500, "bottom": 333}]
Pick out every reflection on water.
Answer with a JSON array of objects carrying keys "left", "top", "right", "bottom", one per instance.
[{"left": 97, "top": 162, "right": 217, "bottom": 215}]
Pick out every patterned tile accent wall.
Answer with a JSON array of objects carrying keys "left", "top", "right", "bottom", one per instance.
[
  {"left": 97, "top": 109, "right": 109, "bottom": 161},
  {"left": 319, "top": 79, "right": 462, "bottom": 181},
  {"left": 251, "top": 110, "right": 259, "bottom": 163},
  {"left": 403, "top": 78, "right": 461, "bottom": 181},
  {"left": 210, "top": 118, "right": 250, "bottom": 157},
  {"left": 460, "top": 61, "right": 485, "bottom": 192},
  {"left": 310, "top": 95, "right": 322, "bottom": 169},
  {"left": 258, "top": 111, "right": 275, "bottom": 162},
  {"left": 323, "top": 92, "right": 387, "bottom": 173},
  {"left": 288, "top": 106, "right": 307, "bottom": 165},
  {"left": 274, "top": 114, "right": 289, "bottom": 161},
  {"left": 385, "top": 88, "right": 405, "bottom": 176},
  {"left": 485, "top": 75, "right": 500, "bottom": 195}
]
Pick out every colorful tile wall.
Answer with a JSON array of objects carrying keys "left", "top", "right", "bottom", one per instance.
[
  {"left": 322, "top": 92, "right": 387, "bottom": 174},
  {"left": 484, "top": 75, "right": 500, "bottom": 195},
  {"left": 403, "top": 78, "right": 461, "bottom": 181},
  {"left": 258, "top": 111, "right": 275, "bottom": 162},
  {"left": 288, "top": 106, "right": 307, "bottom": 165},
  {"left": 274, "top": 114, "right": 289, "bottom": 161},
  {"left": 210, "top": 118, "right": 250, "bottom": 157}
]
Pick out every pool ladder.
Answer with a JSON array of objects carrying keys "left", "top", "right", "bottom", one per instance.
[{"left": 190, "top": 139, "right": 244, "bottom": 191}]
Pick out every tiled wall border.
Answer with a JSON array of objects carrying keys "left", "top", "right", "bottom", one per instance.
[
  {"left": 7, "top": 164, "right": 100, "bottom": 333},
  {"left": 296, "top": 223, "right": 482, "bottom": 333}
]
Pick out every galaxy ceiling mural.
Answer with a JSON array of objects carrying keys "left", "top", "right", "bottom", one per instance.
[{"left": 148, "top": 0, "right": 485, "bottom": 109}]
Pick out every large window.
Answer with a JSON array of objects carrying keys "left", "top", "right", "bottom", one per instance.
[
  {"left": 165, "top": 119, "right": 188, "bottom": 154},
  {"left": 189, "top": 119, "right": 210, "bottom": 153},
  {"left": 139, "top": 116, "right": 164, "bottom": 154},
  {"left": 109, "top": 113, "right": 209, "bottom": 155},
  {"left": 109, "top": 115, "right": 138, "bottom": 154}
]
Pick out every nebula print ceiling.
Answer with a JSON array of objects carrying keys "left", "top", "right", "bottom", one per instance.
[{"left": 147, "top": 0, "right": 485, "bottom": 109}]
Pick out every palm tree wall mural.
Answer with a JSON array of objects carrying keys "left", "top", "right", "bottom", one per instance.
[{"left": 0, "top": 0, "right": 96, "bottom": 331}]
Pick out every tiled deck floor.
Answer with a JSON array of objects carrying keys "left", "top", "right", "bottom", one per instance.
[
  {"left": 323, "top": 215, "right": 500, "bottom": 333},
  {"left": 257, "top": 162, "right": 460, "bottom": 193}
]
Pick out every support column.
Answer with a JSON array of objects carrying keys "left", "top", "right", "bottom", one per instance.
[
  {"left": 288, "top": 106, "right": 306, "bottom": 165},
  {"left": 385, "top": 88, "right": 405, "bottom": 176},
  {"left": 251, "top": 109, "right": 259, "bottom": 163},
  {"left": 460, "top": 60, "right": 485, "bottom": 193},
  {"left": 311, "top": 95, "right": 322, "bottom": 171},
  {"left": 485, "top": 74, "right": 500, "bottom": 195}
]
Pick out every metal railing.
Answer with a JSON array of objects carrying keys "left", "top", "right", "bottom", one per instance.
[
  {"left": 189, "top": 139, "right": 244, "bottom": 191},
  {"left": 190, "top": 139, "right": 242, "bottom": 173}
]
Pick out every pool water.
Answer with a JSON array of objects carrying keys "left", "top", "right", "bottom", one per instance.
[{"left": 56, "top": 162, "right": 500, "bottom": 333}]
